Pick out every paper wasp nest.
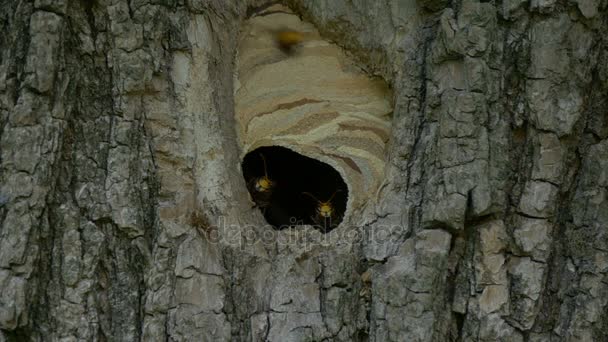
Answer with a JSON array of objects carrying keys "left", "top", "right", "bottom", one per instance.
[{"left": 235, "top": 5, "right": 392, "bottom": 228}]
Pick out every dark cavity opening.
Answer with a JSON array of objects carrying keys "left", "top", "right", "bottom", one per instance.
[{"left": 242, "top": 146, "right": 348, "bottom": 233}]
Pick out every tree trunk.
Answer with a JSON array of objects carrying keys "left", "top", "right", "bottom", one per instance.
[{"left": 1, "top": 0, "right": 607, "bottom": 341}]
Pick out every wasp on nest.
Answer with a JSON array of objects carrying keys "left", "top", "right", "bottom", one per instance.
[
  {"left": 302, "top": 190, "right": 344, "bottom": 232},
  {"left": 246, "top": 153, "right": 275, "bottom": 213}
]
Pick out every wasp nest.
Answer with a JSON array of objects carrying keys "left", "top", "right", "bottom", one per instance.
[{"left": 235, "top": 5, "right": 392, "bottom": 231}]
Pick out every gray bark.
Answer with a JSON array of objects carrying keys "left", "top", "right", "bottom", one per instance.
[{"left": 1, "top": 0, "right": 607, "bottom": 341}]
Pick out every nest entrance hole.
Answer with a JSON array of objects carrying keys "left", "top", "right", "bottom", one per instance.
[{"left": 242, "top": 146, "right": 348, "bottom": 232}]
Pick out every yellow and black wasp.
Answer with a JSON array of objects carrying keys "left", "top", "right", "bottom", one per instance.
[
  {"left": 302, "top": 190, "right": 343, "bottom": 231},
  {"left": 275, "top": 28, "right": 304, "bottom": 54},
  {"left": 247, "top": 153, "right": 275, "bottom": 212}
]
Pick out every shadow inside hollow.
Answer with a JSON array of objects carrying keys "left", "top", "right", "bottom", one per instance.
[{"left": 242, "top": 146, "right": 348, "bottom": 232}]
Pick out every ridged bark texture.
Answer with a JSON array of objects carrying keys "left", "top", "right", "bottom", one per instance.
[{"left": 0, "top": 0, "right": 607, "bottom": 341}]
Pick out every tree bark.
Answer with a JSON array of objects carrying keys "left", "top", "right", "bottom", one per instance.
[{"left": 0, "top": 0, "right": 607, "bottom": 341}]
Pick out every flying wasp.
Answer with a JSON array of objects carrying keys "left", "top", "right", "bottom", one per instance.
[
  {"left": 247, "top": 153, "right": 275, "bottom": 212},
  {"left": 275, "top": 28, "right": 304, "bottom": 54},
  {"left": 302, "top": 190, "right": 343, "bottom": 232}
]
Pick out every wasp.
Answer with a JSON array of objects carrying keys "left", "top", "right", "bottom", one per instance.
[
  {"left": 302, "top": 190, "right": 343, "bottom": 231},
  {"left": 247, "top": 153, "right": 275, "bottom": 211},
  {"left": 275, "top": 28, "right": 304, "bottom": 54}
]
